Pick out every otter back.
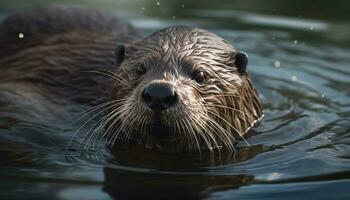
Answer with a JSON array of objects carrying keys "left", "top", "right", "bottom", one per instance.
[
  {"left": 0, "top": 6, "right": 138, "bottom": 59},
  {"left": 0, "top": 7, "right": 140, "bottom": 120}
]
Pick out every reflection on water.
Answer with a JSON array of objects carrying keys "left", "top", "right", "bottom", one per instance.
[{"left": 0, "top": 0, "right": 350, "bottom": 199}]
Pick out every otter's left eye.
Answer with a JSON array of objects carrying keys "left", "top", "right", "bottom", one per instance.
[
  {"left": 191, "top": 70, "right": 206, "bottom": 83},
  {"left": 136, "top": 64, "right": 146, "bottom": 76}
]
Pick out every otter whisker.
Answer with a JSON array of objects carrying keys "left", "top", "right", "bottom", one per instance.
[
  {"left": 107, "top": 100, "right": 138, "bottom": 146},
  {"left": 81, "top": 104, "right": 125, "bottom": 152},
  {"left": 205, "top": 116, "right": 236, "bottom": 153},
  {"left": 175, "top": 117, "right": 190, "bottom": 150},
  {"left": 66, "top": 101, "right": 123, "bottom": 153},
  {"left": 207, "top": 110, "right": 250, "bottom": 147},
  {"left": 196, "top": 121, "right": 216, "bottom": 152},
  {"left": 202, "top": 113, "right": 232, "bottom": 147},
  {"left": 74, "top": 98, "right": 128, "bottom": 125},
  {"left": 123, "top": 108, "right": 146, "bottom": 142},
  {"left": 116, "top": 104, "right": 137, "bottom": 143},
  {"left": 103, "top": 118, "right": 122, "bottom": 147},
  {"left": 89, "top": 106, "right": 126, "bottom": 151},
  {"left": 204, "top": 103, "right": 253, "bottom": 119},
  {"left": 101, "top": 68, "right": 134, "bottom": 93},
  {"left": 173, "top": 118, "right": 182, "bottom": 140},
  {"left": 130, "top": 113, "right": 148, "bottom": 146},
  {"left": 65, "top": 100, "right": 119, "bottom": 152},
  {"left": 105, "top": 112, "right": 126, "bottom": 146},
  {"left": 177, "top": 118, "right": 191, "bottom": 151},
  {"left": 84, "top": 70, "right": 131, "bottom": 89},
  {"left": 101, "top": 101, "right": 129, "bottom": 144},
  {"left": 102, "top": 69, "right": 131, "bottom": 85},
  {"left": 105, "top": 117, "right": 123, "bottom": 147},
  {"left": 80, "top": 100, "right": 128, "bottom": 151},
  {"left": 100, "top": 95, "right": 135, "bottom": 146},
  {"left": 87, "top": 111, "right": 126, "bottom": 152},
  {"left": 179, "top": 117, "right": 201, "bottom": 152},
  {"left": 79, "top": 112, "right": 113, "bottom": 152},
  {"left": 118, "top": 111, "right": 137, "bottom": 142},
  {"left": 89, "top": 100, "right": 131, "bottom": 149},
  {"left": 185, "top": 114, "right": 217, "bottom": 152},
  {"left": 195, "top": 116, "right": 222, "bottom": 152}
]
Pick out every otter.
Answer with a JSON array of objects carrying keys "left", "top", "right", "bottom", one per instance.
[{"left": 0, "top": 7, "right": 263, "bottom": 152}]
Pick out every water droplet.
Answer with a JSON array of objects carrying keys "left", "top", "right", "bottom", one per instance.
[
  {"left": 310, "top": 26, "right": 314, "bottom": 30},
  {"left": 273, "top": 60, "right": 281, "bottom": 68},
  {"left": 172, "top": 16, "right": 176, "bottom": 20},
  {"left": 181, "top": 4, "right": 185, "bottom": 8},
  {"left": 141, "top": 7, "right": 145, "bottom": 11},
  {"left": 156, "top": 1, "right": 160, "bottom": 6},
  {"left": 18, "top": 33, "right": 24, "bottom": 39},
  {"left": 321, "top": 93, "right": 326, "bottom": 98},
  {"left": 293, "top": 40, "right": 298, "bottom": 44},
  {"left": 291, "top": 75, "right": 298, "bottom": 81}
]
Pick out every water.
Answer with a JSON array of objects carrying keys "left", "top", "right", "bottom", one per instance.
[{"left": 0, "top": 0, "right": 349, "bottom": 199}]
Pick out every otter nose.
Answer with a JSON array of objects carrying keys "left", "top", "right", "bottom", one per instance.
[{"left": 142, "top": 83, "right": 177, "bottom": 111}]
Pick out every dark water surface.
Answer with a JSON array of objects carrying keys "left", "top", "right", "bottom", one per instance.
[{"left": 0, "top": 0, "right": 349, "bottom": 199}]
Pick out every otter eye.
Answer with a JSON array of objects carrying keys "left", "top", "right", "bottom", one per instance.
[
  {"left": 136, "top": 64, "right": 146, "bottom": 76},
  {"left": 191, "top": 70, "right": 206, "bottom": 83}
]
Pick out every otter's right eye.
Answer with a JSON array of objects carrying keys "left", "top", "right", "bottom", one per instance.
[
  {"left": 191, "top": 70, "right": 206, "bottom": 83},
  {"left": 136, "top": 64, "right": 146, "bottom": 76}
]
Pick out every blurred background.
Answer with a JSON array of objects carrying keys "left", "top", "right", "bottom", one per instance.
[{"left": 0, "top": 0, "right": 349, "bottom": 45}]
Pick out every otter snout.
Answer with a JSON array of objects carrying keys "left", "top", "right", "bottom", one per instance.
[{"left": 142, "top": 82, "right": 178, "bottom": 111}]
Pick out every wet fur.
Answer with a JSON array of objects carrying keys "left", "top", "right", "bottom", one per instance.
[
  {"left": 110, "top": 27, "right": 263, "bottom": 151},
  {"left": 0, "top": 7, "right": 263, "bottom": 152},
  {"left": 0, "top": 7, "right": 138, "bottom": 119}
]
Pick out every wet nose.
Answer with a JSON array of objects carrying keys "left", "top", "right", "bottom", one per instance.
[{"left": 142, "top": 83, "right": 178, "bottom": 111}]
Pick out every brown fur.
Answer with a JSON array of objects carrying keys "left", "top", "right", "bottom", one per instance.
[
  {"left": 109, "top": 26, "right": 263, "bottom": 151},
  {"left": 0, "top": 7, "right": 263, "bottom": 152}
]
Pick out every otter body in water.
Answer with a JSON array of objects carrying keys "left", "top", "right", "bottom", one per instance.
[{"left": 0, "top": 7, "right": 263, "bottom": 152}]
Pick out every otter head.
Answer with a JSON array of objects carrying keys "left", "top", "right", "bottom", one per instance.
[{"left": 109, "top": 26, "right": 263, "bottom": 152}]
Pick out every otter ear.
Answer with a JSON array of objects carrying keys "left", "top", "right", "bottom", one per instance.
[
  {"left": 114, "top": 44, "right": 138, "bottom": 65},
  {"left": 233, "top": 51, "right": 248, "bottom": 75}
]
